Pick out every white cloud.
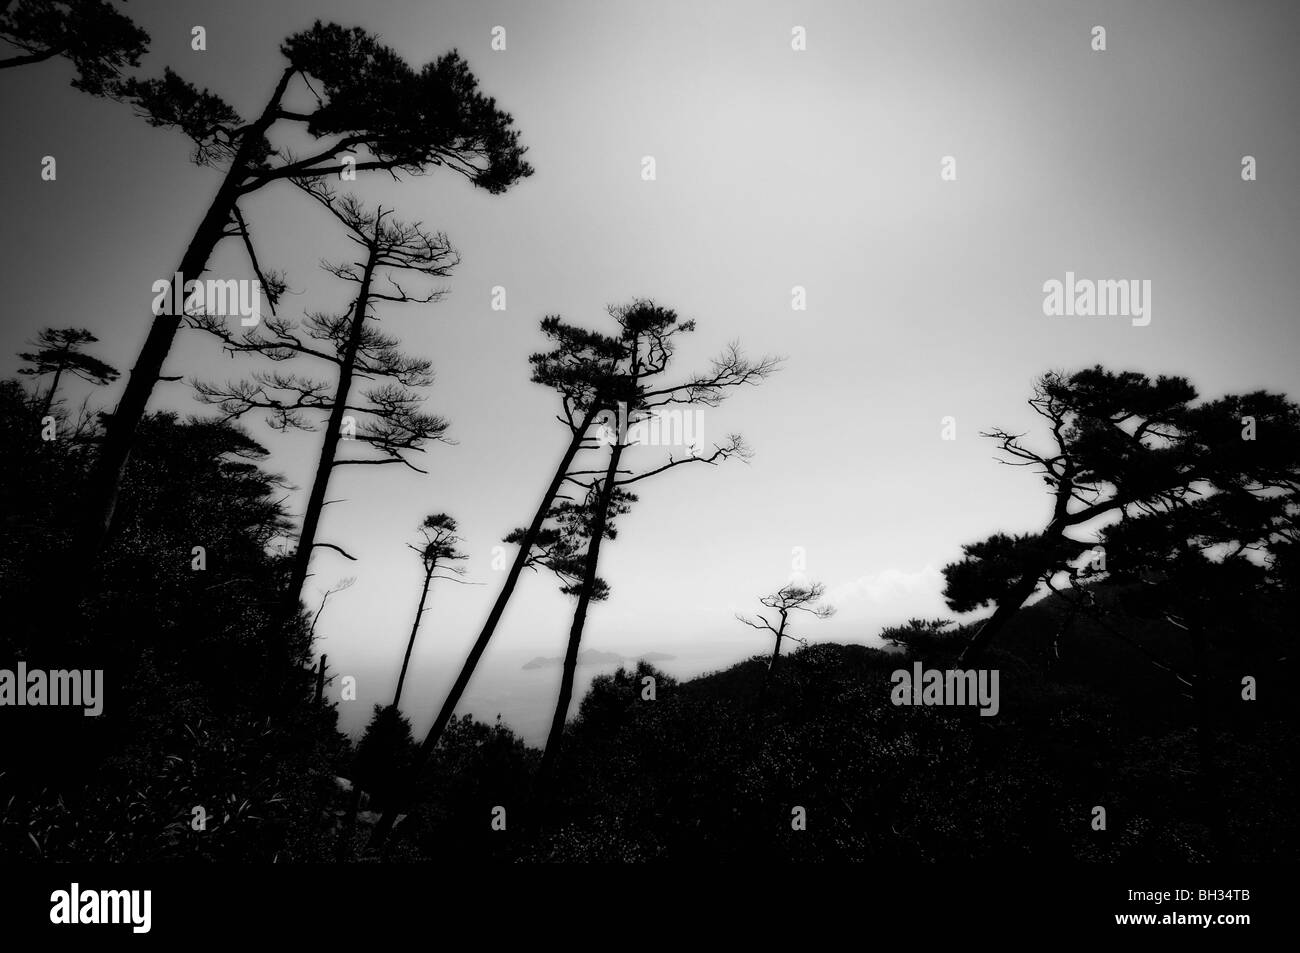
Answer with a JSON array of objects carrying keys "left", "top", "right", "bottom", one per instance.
[{"left": 826, "top": 565, "right": 945, "bottom": 608}]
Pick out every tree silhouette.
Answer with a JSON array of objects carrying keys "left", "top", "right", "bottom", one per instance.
[
  {"left": 0, "top": 0, "right": 148, "bottom": 94},
  {"left": 535, "top": 301, "right": 779, "bottom": 787},
  {"left": 1091, "top": 390, "right": 1300, "bottom": 859},
  {"left": 393, "top": 513, "right": 467, "bottom": 711},
  {"left": 308, "top": 576, "right": 355, "bottom": 639},
  {"left": 334, "top": 513, "right": 467, "bottom": 860},
  {"left": 371, "top": 300, "right": 777, "bottom": 846},
  {"left": 78, "top": 20, "right": 531, "bottom": 566},
  {"left": 351, "top": 704, "right": 417, "bottom": 813},
  {"left": 736, "top": 581, "right": 835, "bottom": 681},
  {"left": 945, "top": 367, "right": 1220, "bottom": 663},
  {"left": 192, "top": 185, "right": 456, "bottom": 625},
  {"left": 17, "top": 327, "right": 119, "bottom": 420},
  {"left": 364, "top": 314, "right": 625, "bottom": 848}
]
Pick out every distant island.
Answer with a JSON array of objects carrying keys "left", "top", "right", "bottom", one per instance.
[{"left": 522, "top": 649, "right": 676, "bottom": 671}]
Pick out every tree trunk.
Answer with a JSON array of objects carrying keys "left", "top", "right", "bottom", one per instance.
[
  {"left": 39, "top": 363, "right": 64, "bottom": 422},
  {"left": 79, "top": 184, "right": 237, "bottom": 547},
  {"left": 956, "top": 568, "right": 1044, "bottom": 664},
  {"left": 393, "top": 563, "right": 436, "bottom": 710},
  {"left": 280, "top": 253, "right": 378, "bottom": 626},
  {"left": 956, "top": 509, "right": 1077, "bottom": 665},
  {"left": 757, "top": 616, "right": 788, "bottom": 703},
  {"left": 768, "top": 632, "right": 783, "bottom": 674},
  {"left": 955, "top": 484, "right": 1137, "bottom": 665},
  {"left": 370, "top": 406, "right": 600, "bottom": 848},
  {"left": 76, "top": 66, "right": 295, "bottom": 564},
  {"left": 537, "top": 438, "right": 625, "bottom": 788},
  {"left": 314, "top": 654, "right": 327, "bottom": 705}
]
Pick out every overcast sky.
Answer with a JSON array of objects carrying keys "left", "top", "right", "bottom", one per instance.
[{"left": 3, "top": 0, "right": 1298, "bottom": 736}]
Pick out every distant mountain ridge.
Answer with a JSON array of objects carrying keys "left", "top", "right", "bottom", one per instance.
[{"left": 522, "top": 649, "right": 676, "bottom": 671}]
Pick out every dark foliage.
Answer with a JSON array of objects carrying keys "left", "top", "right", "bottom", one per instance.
[
  {"left": 0, "top": 0, "right": 149, "bottom": 94},
  {"left": 0, "top": 379, "right": 350, "bottom": 861},
  {"left": 3, "top": 352, "right": 1296, "bottom": 864},
  {"left": 352, "top": 705, "right": 417, "bottom": 813}
]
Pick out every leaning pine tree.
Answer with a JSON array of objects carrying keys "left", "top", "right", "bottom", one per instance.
[
  {"left": 337, "top": 514, "right": 467, "bottom": 860},
  {"left": 945, "top": 367, "right": 1212, "bottom": 663},
  {"left": 78, "top": 20, "right": 530, "bottom": 565},
  {"left": 536, "top": 300, "right": 780, "bottom": 788},
  {"left": 947, "top": 367, "right": 1300, "bottom": 664},
  {"left": 18, "top": 328, "right": 120, "bottom": 421},
  {"left": 392, "top": 513, "right": 468, "bottom": 712},
  {"left": 371, "top": 300, "right": 778, "bottom": 846},
  {"left": 192, "top": 184, "right": 457, "bottom": 625}
]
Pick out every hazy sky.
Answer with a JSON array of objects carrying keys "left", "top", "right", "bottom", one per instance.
[{"left": 3, "top": 0, "right": 1298, "bottom": 736}]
